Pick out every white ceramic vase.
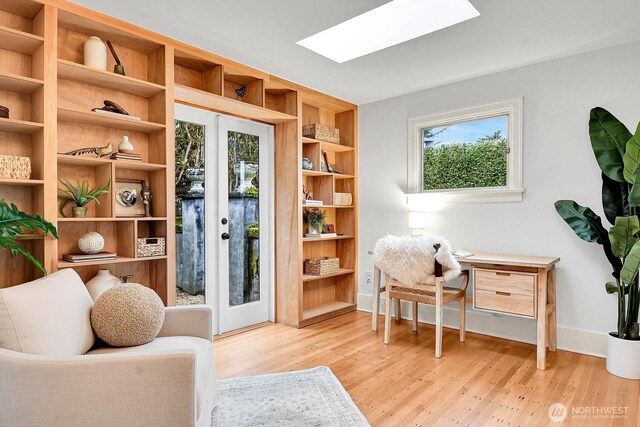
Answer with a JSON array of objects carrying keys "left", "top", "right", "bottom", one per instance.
[
  {"left": 606, "top": 334, "right": 640, "bottom": 379},
  {"left": 78, "top": 231, "right": 104, "bottom": 254},
  {"left": 119, "top": 135, "right": 134, "bottom": 154},
  {"left": 84, "top": 36, "right": 107, "bottom": 70},
  {"left": 86, "top": 269, "right": 122, "bottom": 302}
]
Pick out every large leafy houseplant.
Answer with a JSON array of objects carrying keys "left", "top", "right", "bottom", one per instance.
[
  {"left": 555, "top": 107, "right": 640, "bottom": 340},
  {"left": 0, "top": 200, "right": 57, "bottom": 274}
]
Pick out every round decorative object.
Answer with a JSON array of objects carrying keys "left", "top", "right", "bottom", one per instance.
[
  {"left": 118, "top": 135, "right": 134, "bottom": 154},
  {"left": 83, "top": 36, "right": 107, "bottom": 71},
  {"left": 302, "top": 158, "right": 313, "bottom": 170},
  {"left": 85, "top": 269, "right": 122, "bottom": 302},
  {"left": 78, "top": 231, "right": 105, "bottom": 254},
  {"left": 90, "top": 283, "right": 165, "bottom": 347},
  {"left": 0, "top": 105, "right": 9, "bottom": 119}
]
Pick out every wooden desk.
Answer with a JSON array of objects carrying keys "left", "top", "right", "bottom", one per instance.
[{"left": 369, "top": 251, "right": 560, "bottom": 370}]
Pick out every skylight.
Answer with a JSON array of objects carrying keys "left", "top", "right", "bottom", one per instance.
[{"left": 296, "top": 0, "right": 480, "bottom": 63}]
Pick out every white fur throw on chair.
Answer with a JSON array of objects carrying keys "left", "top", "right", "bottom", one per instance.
[{"left": 372, "top": 235, "right": 461, "bottom": 286}]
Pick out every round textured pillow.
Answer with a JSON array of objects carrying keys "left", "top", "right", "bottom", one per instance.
[{"left": 91, "top": 283, "right": 165, "bottom": 347}]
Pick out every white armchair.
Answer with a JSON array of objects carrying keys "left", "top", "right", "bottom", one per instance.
[{"left": 0, "top": 269, "right": 217, "bottom": 427}]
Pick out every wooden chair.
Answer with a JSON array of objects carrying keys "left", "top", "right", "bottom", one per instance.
[{"left": 373, "top": 244, "right": 469, "bottom": 358}]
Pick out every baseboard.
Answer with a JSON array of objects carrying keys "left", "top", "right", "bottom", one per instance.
[{"left": 357, "top": 293, "right": 607, "bottom": 358}]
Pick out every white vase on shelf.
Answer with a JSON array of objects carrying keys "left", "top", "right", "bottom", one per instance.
[
  {"left": 84, "top": 36, "right": 107, "bottom": 71},
  {"left": 85, "top": 269, "right": 122, "bottom": 302},
  {"left": 118, "top": 136, "right": 134, "bottom": 154}
]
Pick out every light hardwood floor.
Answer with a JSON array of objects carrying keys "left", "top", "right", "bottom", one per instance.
[{"left": 214, "top": 311, "right": 639, "bottom": 426}]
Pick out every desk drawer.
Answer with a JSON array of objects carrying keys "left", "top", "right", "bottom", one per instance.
[
  {"left": 475, "top": 269, "right": 535, "bottom": 296},
  {"left": 475, "top": 289, "right": 535, "bottom": 317}
]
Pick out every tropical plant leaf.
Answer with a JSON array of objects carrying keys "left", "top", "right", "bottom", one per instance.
[
  {"left": 589, "top": 107, "right": 632, "bottom": 182},
  {"left": 0, "top": 200, "right": 58, "bottom": 274},
  {"left": 605, "top": 282, "right": 630, "bottom": 294},
  {"left": 609, "top": 216, "right": 640, "bottom": 258},
  {"left": 555, "top": 199, "right": 622, "bottom": 275},
  {"left": 623, "top": 122, "right": 640, "bottom": 183},
  {"left": 555, "top": 200, "right": 603, "bottom": 243},
  {"left": 621, "top": 240, "right": 640, "bottom": 284},
  {"left": 602, "top": 172, "right": 630, "bottom": 224}
]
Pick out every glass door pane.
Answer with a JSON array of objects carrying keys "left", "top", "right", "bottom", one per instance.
[
  {"left": 227, "top": 131, "right": 260, "bottom": 306},
  {"left": 175, "top": 119, "right": 206, "bottom": 305}
]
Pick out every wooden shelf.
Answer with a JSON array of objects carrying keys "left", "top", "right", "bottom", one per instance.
[
  {"left": 57, "top": 255, "right": 167, "bottom": 268},
  {"left": 57, "top": 154, "right": 166, "bottom": 171},
  {"left": 301, "top": 301, "right": 356, "bottom": 324},
  {"left": 0, "top": 178, "right": 44, "bottom": 186},
  {"left": 302, "top": 170, "right": 354, "bottom": 179},
  {"left": 302, "top": 204, "right": 354, "bottom": 209},
  {"left": 0, "top": 117, "right": 44, "bottom": 134},
  {"left": 16, "top": 234, "right": 44, "bottom": 240},
  {"left": 303, "top": 235, "right": 355, "bottom": 243},
  {"left": 175, "top": 84, "right": 297, "bottom": 124},
  {"left": 0, "top": 73, "right": 43, "bottom": 94},
  {"left": 0, "top": 26, "right": 43, "bottom": 55},
  {"left": 303, "top": 268, "right": 354, "bottom": 282},
  {"left": 57, "top": 59, "right": 165, "bottom": 97},
  {"left": 302, "top": 137, "right": 355, "bottom": 153},
  {"left": 57, "top": 217, "right": 167, "bottom": 222},
  {"left": 58, "top": 108, "right": 166, "bottom": 133}
]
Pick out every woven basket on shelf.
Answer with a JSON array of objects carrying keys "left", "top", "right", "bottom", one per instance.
[
  {"left": 0, "top": 155, "right": 31, "bottom": 180},
  {"left": 303, "top": 123, "right": 340, "bottom": 144},
  {"left": 304, "top": 257, "right": 340, "bottom": 276},
  {"left": 333, "top": 192, "right": 352, "bottom": 206},
  {"left": 137, "top": 237, "right": 166, "bottom": 258}
]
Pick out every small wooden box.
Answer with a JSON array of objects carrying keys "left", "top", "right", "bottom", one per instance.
[
  {"left": 303, "top": 123, "right": 340, "bottom": 144},
  {"left": 333, "top": 192, "right": 352, "bottom": 206},
  {"left": 137, "top": 237, "right": 166, "bottom": 258},
  {"left": 304, "top": 257, "right": 340, "bottom": 276}
]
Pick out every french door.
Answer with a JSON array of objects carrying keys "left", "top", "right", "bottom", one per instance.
[{"left": 174, "top": 104, "right": 273, "bottom": 334}]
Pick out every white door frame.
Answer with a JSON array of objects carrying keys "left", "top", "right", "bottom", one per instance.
[
  {"left": 174, "top": 104, "right": 275, "bottom": 335},
  {"left": 217, "top": 115, "right": 274, "bottom": 334}
]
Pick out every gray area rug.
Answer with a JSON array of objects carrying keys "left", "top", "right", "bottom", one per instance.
[{"left": 211, "top": 366, "right": 370, "bottom": 427}]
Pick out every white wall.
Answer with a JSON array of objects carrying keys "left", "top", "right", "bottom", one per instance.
[{"left": 358, "top": 41, "right": 640, "bottom": 357}]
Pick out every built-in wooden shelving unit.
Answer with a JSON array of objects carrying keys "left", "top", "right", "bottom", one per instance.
[{"left": 1, "top": 0, "right": 358, "bottom": 329}]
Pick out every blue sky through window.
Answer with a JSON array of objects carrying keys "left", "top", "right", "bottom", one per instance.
[{"left": 423, "top": 116, "right": 508, "bottom": 146}]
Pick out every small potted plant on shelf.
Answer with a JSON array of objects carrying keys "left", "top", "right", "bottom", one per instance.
[
  {"left": 58, "top": 179, "right": 111, "bottom": 218},
  {"left": 555, "top": 107, "right": 640, "bottom": 379},
  {"left": 0, "top": 199, "right": 57, "bottom": 274},
  {"left": 304, "top": 208, "right": 326, "bottom": 236}
]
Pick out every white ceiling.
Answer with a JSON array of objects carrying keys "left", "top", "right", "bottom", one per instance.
[{"left": 70, "top": 0, "right": 640, "bottom": 105}]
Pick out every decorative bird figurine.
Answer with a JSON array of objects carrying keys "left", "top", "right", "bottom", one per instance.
[
  {"left": 235, "top": 85, "right": 247, "bottom": 100},
  {"left": 59, "top": 143, "right": 113, "bottom": 158}
]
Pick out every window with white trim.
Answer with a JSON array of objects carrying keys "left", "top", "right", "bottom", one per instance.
[{"left": 407, "top": 98, "right": 524, "bottom": 203}]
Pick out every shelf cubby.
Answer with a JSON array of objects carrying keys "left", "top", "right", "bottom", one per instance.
[
  {"left": 174, "top": 50, "right": 223, "bottom": 96},
  {"left": 57, "top": 220, "right": 135, "bottom": 260},
  {"left": 114, "top": 168, "right": 167, "bottom": 218},
  {"left": 57, "top": 161, "right": 112, "bottom": 218},
  {"left": 57, "top": 10, "right": 167, "bottom": 86},
  {"left": 223, "top": 66, "right": 263, "bottom": 107},
  {"left": 265, "top": 83, "right": 297, "bottom": 116}
]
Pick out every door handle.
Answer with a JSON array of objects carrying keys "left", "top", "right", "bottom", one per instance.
[{"left": 221, "top": 232, "right": 230, "bottom": 240}]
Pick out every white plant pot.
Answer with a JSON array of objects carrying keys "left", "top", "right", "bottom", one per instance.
[
  {"left": 84, "top": 36, "right": 107, "bottom": 70},
  {"left": 606, "top": 333, "right": 640, "bottom": 379}
]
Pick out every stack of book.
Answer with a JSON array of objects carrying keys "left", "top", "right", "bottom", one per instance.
[
  {"left": 303, "top": 199, "right": 324, "bottom": 206},
  {"left": 62, "top": 252, "right": 117, "bottom": 263},
  {"left": 304, "top": 232, "right": 337, "bottom": 239},
  {"left": 110, "top": 152, "right": 142, "bottom": 162}
]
